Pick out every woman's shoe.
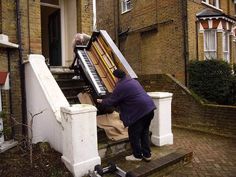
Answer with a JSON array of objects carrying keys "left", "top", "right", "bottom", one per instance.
[{"left": 125, "top": 155, "right": 142, "bottom": 161}]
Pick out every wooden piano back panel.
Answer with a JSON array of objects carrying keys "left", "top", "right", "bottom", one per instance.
[
  {"left": 87, "top": 46, "right": 115, "bottom": 93},
  {"left": 99, "top": 30, "right": 138, "bottom": 79}
]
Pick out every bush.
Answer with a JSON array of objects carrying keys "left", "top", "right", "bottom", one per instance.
[{"left": 188, "top": 60, "right": 235, "bottom": 105}]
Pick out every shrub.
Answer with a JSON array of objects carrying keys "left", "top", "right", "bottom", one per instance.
[{"left": 188, "top": 60, "right": 235, "bottom": 105}]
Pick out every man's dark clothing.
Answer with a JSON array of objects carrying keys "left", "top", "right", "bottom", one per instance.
[
  {"left": 101, "top": 76, "right": 156, "bottom": 159},
  {"left": 101, "top": 76, "right": 156, "bottom": 127},
  {"left": 128, "top": 110, "right": 154, "bottom": 158}
]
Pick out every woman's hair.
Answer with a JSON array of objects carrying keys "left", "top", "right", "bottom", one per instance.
[{"left": 72, "top": 33, "right": 91, "bottom": 48}]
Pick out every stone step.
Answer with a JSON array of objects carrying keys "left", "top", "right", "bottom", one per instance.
[
  {"left": 99, "top": 149, "right": 193, "bottom": 177},
  {"left": 98, "top": 136, "right": 130, "bottom": 159},
  {"left": 56, "top": 78, "right": 86, "bottom": 87},
  {"left": 129, "top": 149, "right": 193, "bottom": 177}
]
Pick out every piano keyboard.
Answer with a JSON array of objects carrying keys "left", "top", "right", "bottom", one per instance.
[{"left": 77, "top": 49, "right": 106, "bottom": 96}]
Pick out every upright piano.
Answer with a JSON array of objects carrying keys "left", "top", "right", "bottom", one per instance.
[{"left": 74, "top": 30, "right": 137, "bottom": 99}]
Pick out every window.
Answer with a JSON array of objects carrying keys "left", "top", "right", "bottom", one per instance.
[
  {"left": 202, "top": 0, "right": 220, "bottom": 9},
  {"left": 223, "top": 31, "right": 230, "bottom": 62},
  {"left": 121, "top": 0, "right": 131, "bottom": 13},
  {"left": 204, "top": 30, "right": 217, "bottom": 59}
]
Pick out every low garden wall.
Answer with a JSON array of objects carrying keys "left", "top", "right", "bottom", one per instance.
[{"left": 139, "top": 74, "right": 236, "bottom": 138}]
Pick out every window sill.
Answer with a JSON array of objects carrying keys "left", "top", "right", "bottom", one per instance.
[
  {"left": 121, "top": 9, "right": 132, "bottom": 15},
  {"left": 201, "top": 2, "right": 223, "bottom": 12}
]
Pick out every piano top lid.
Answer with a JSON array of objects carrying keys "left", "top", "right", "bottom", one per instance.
[{"left": 88, "top": 30, "right": 138, "bottom": 79}]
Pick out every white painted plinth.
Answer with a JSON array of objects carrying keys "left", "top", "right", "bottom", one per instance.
[
  {"left": 148, "top": 92, "right": 173, "bottom": 146},
  {"left": 0, "top": 118, "right": 4, "bottom": 144},
  {"left": 61, "top": 104, "right": 101, "bottom": 177}
]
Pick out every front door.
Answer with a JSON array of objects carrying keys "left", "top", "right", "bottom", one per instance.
[{"left": 48, "top": 9, "right": 62, "bottom": 66}]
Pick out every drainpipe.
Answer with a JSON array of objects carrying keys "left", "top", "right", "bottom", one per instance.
[
  {"left": 27, "top": 0, "right": 31, "bottom": 53},
  {"left": 181, "top": 0, "right": 189, "bottom": 87},
  {"left": 195, "top": 20, "right": 199, "bottom": 60},
  {"left": 7, "top": 49, "right": 15, "bottom": 139},
  {"left": 116, "top": 0, "right": 120, "bottom": 48},
  {"left": 16, "top": 0, "right": 27, "bottom": 135}
]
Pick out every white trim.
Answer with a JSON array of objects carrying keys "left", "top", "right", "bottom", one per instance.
[
  {"left": 198, "top": 16, "right": 236, "bottom": 25},
  {"left": 59, "top": 0, "right": 77, "bottom": 66},
  {"left": 201, "top": 0, "right": 222, "bottom": 11},
  {"left": 0, "top": 34, "right": 18, "bottom": 48},
  {"left": 40, "top": 2, "right": 60, "bottom": 9},
  {"left": 93, "top": 0, "right": 97, "bottom": 31},
  {"left": 208, "top": 19, "right": 213, "bottom": 29},
  {"left": 121, "top": 0, "right": 132, "bottom": 14},
  {"left": 222, "top": 31, "right": 230, "bottom": 62},
  {"left": 217, "top": 21, "right": 223, "bottom": 30}
]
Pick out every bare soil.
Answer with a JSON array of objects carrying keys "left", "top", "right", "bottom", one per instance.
[{"left": 0, "top": 142, "right": 73, "bottom": 177}]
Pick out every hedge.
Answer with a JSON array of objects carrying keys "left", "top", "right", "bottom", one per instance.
[{"left": 188, "top": 60, "right": 235, "bottom": 105}]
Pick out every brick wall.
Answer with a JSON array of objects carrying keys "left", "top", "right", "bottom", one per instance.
[
  {"left": 96, "top": 0, "right": 116, "bottom": 39},
  {"left": 119, "top": 0, "right": 186, "bottom": 84},
  {"left": 77, "top": 0, "right": 93, "bottom": 34},
  {"left": 139, "top": 74, "right": 236, "bottom": 138},
  {"left": 96, "top": 0, "right": 236, "bottom": 84}
]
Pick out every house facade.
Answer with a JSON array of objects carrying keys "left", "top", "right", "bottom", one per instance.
[
  {"left": 0, "top": 0, "right": 94, "bottom": 137},
  {"left": 0, "top": 0, "right": 235, "bottom": 138},
  {"left": 96, "top": 0, "right": 236, "bottom": 85}
]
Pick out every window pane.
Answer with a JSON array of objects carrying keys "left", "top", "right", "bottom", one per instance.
[
  {"left": 121, "top": 0, "right": 131, "bottom": 13},
  {"left": 204, "top": 30, "right": 217, "bottom": 59}
]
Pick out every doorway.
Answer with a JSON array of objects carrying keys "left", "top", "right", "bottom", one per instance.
[
  {"left": 41, "top": 0, "right": 77, "bottom": 67},
  {"left": 41, "top": 0, "right": 61, "bottom": 66}
]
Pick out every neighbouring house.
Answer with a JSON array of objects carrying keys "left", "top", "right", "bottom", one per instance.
[{"left": 96, "top": 0, "right": 236, "bottom": 85}]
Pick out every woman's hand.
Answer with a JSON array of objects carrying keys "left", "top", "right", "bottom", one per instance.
[{"left": 97, "top": 99, "right": 102, "bottom": 103}]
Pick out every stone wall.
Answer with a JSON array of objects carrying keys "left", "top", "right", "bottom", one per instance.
[{"left": 139, "top": 74, "right": 236, "bottom": 138}]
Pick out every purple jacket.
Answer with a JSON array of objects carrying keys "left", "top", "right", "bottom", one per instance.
[{"left": 101, "top": 76, "right": 156, "bottom": 127}]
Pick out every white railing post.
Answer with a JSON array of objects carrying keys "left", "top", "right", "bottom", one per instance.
[
  {"left": 61, "top": 104, "right": 101, "bottom": 177},
  {"left": 148, "top": 92, "right": 173, "bottom": 146},
  {"left": 0, "top": 117, "right": 4, "bottom": 144}
]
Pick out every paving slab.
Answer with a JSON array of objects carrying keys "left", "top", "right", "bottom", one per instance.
[{"left": 98, "top": 127, "right": 236, "bottom": 177}]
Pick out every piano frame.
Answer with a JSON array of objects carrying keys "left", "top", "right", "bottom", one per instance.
[{"left": 74, "top": 30, "right": 137, "bottom": 97}]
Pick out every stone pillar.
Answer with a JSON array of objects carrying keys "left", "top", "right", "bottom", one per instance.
[
  {"left": 0, "top": 117, "right": 4, "bottom": 144},
  {"left": 148, "top": 92, "right": 173, "bottom": 146},
  {"left": 61, "top": 104, "right": 101, "bottom": 177}
]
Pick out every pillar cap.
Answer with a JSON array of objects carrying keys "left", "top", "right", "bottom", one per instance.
[
  {"left": 148, "top": 92, "right": 173, "bottom": 99},
  {"left": 61, "top": 104, "right": 97, "bottom": 114}
]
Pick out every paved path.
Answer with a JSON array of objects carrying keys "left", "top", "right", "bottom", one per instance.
[{"left": 166, "top": 128, "right": 236, "bottom": 177}]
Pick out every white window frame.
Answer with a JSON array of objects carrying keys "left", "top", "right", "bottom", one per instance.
[
  {"left": 121, "top": 0, "right": 132, "bottom": 14},
  {"left": 202, "top": 0, "right": 220, "bottom": 9},
  {"left": 223, "top": 31, "right": 230, "bottom": 62},
  {"left": 204, "top": 29, "right": 217, "bottom": 59}
]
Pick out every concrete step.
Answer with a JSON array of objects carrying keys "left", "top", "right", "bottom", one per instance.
[
  {"left": 98, "top": 134, "right": 130, "bottom": 159},
  {"left": 130, "top": 149, "right": 193, "bottom": 177},
  {"left": 99, "top": 149, "right": 193, "bottom": 177}
]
